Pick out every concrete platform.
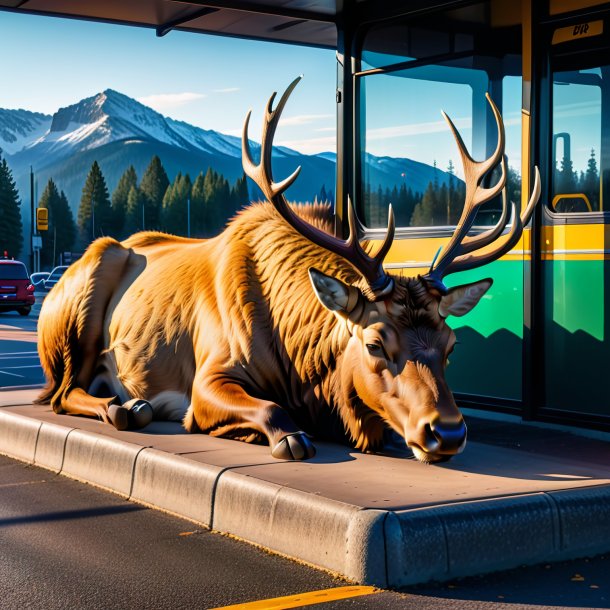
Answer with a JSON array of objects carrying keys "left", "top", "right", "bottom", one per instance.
[{"left": 1, "top": 387, "right": 610, "bottom": 587}]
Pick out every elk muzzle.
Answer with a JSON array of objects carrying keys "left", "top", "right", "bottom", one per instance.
[
  {"left": 415, "top": 416, "right": 467, "bottom": 456},
  {"left": 383, "top": 361, "right": 467, "bottom": 463}
]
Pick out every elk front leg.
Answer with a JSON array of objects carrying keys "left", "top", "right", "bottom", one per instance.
[
  {"left": 54, "top": 387, "right": 153, "bottom": 431},
  {"left": 185, "top": 372, "right": 315, "bottom": 460}
]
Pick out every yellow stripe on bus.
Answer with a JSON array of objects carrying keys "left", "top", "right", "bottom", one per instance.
[
  {"left": 542, "top": 224, "right": 610, "bottom": 259},
  {"left": 209, "top": 586, "right": 379, "bottom": 610},
  {"left": 372, "top": 233, "right": 530, "bottom": 267}
]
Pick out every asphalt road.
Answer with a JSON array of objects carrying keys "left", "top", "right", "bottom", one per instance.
[
  {"left": 1, "top": 296, "right": 609, "bottom": 609},
  {"left": 0, "top": 292, "right": 44, "bottom": 389},
  {"left": 1, "top": 454, "right": 609, "bottom": 610}
]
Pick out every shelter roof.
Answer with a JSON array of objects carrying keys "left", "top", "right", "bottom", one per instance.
[{"left": 0, "top": 0, "right": 341, "bottom": 48}]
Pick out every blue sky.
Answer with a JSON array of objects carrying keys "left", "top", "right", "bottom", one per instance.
[
  {"left": 5, "top": 10, "right": 597, "bottom": 178},
  {"left": 0, "top": 11, "right": 336, "bottom": 155}
]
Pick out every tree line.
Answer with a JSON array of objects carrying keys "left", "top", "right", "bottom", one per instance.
[
  {"left": 1, "top": 154, "right": 255, "bottom": 267},
  {"left": 74, "top": 156, "right": 252, "bottom": 251},
  {"left": 554, "top": 148, "right": 600, "bottom": 212},
  {"left": 0, "top": 151, "right": 23, "bottom": 259},
  {"left": 364, "top": 162, "right": 522, "bottom": 228}
]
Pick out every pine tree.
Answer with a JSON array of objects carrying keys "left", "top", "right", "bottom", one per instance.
[
  {"left": 38, "top": 179, "right": 76, "bottom": 267},
  {"left": 0, "top": 153, "right": 23, "bottom": 260},
  {"left": 203, "top": 168, "right": 227, "bottom": 233},
  {"left": 231, "top": 172, "right": 250, "bottom": 216},
  {"left": 411, "top": 181, "right": 441, "bottom": 226},
  {"left": 584, "top": 148, "right": 599, "bottom": 210},
  {"left": 112, "top": 165, "right": 137, "bottom": 238},
  {"left": 161, "top": 173, "right": 192, "bottom": 235},
  {"left": 140, "top": 156, "right": 169, "bottom": 230},
  {"left": 396, "top": 183, "right": 409, "bottom": 226},
  {"left": 57, "top": 190, "right": 76, "bottom": 260},
  {"left": 125, "top": 186, "right": 145, "bottom": 235},
  {"left": 78, "top": 161, "right": 112, "bottom": 246},
  {"left": 191, "top": 171, "right": 206, "bottom": 236},
  {"left": 557, "top": 155, "right": 577, "bottom": 193}
]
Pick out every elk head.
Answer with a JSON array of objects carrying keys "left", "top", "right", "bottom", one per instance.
[{"left": 243, "top": 77, "right": 540, "bottom": 463}]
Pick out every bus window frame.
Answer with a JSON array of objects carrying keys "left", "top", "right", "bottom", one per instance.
[
  {"left": 543, "top": 11, "right": 610, "bottom": 226},
  {"left": 353, "top": 5, "right": 524, "bottom": 242}
]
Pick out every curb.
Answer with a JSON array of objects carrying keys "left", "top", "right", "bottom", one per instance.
[{"left": 1, "top": 409, "right": 610, "bottom": 587}]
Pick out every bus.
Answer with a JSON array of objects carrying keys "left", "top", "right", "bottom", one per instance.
[{"left": 334, "top": 0, "right": 610, "bottom": 432}]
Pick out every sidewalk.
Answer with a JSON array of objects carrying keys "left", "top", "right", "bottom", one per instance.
[{"left": 1, "top": 387, "right": 609, "bottom": 588}]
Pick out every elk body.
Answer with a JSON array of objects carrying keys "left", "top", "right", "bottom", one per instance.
[{"left": 36, "top": 78, "right": 539, "bottom": 463}]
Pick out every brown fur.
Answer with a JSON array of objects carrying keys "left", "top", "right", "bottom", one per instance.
[{"left": 37, "top": 201, "right": 475, "bottom": 459}]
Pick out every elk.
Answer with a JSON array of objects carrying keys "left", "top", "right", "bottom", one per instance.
[{"left": 36, "top": 77, "right": 540, "bottom": 463}]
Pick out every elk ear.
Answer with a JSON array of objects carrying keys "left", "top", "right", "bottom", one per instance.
[
  {"left": 439, "top": 278, "right": 493, "bottom": 318},
  {"left": 308, "top": 268, "right": 359, "bottom": 314}
]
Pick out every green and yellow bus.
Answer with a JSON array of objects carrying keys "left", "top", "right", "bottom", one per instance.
[{"left": 340, "top": 0, "right": 610, "bottom": 430}]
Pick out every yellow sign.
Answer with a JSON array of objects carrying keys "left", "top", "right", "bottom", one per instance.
[
  {"left": 36, "top": 207, "right": 49, "bottom": 231},
  {"left": 552, "top": 20, "right": 603, "bottom": 45}
]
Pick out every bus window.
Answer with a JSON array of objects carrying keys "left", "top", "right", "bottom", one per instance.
[
  {"left": 551, "top": 66, "right": 602, "bottom": 213},
  {"left": 357, "top": 2, "right": 522, "bottom": 230}
]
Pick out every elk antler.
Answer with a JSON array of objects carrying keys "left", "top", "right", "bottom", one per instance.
[
  {"left": 242, "top": 76, "right": 396, "bottom": 299},
  {"left": 424, "top": 94, "right": 541, "bottom": 294}
]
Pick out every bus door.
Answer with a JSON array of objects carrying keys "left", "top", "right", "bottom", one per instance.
[{"left": 541, "top": 11, "right": 610, "bottom": 425}]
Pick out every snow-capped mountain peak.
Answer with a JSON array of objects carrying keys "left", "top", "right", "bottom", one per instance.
[
  {"left": 0, "top": 108, "right": 52, "bottom": 156},
  {"left": 1, "top": 89, "right": 279, "bottom": 165},
  {"left": 35, "top": 89, "right": 194, "bottom": 155}
]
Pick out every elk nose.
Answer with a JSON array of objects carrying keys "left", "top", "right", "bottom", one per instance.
[{"left": 424, "top": 418, "right": 467, "bottom": 453}]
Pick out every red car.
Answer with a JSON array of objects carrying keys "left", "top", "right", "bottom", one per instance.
[{"left": 0, "top": 259, "right": 35, "bottom": 316}]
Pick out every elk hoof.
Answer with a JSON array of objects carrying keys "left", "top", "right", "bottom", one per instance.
[
  {"left": 124, "top": 399, "right": 154, "bottom": 429},
  {"left": 271, "top": 432, "right": 316, "bottom": 460},
  {"left": 107, "top": 404, "right": 130, "bottom": 431}
]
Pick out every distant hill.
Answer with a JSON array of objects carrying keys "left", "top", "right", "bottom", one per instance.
[{"left": 0, "top": 89, "right": 456, "bottom": 252}]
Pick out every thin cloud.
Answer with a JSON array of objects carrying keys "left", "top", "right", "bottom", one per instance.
[
  {"left": 277, "top": 135, "right": 336, "bottom": 155},
  {"left": 366, "top": 114, "right": 521, "bottom": 141},
  {"left": 367, "top": 117, "right": 471, "bottom": 140},
  {"left": 316, "top": 126, "right": 336, "bottom": 133},
  {"left": 137, "top": 92, "right": 206, "bottom": 111},
  {"left": 214, "top": 87, "right": 240, "bottom": 94},
  {"left": 280, "top": 113, "right": 334, "bottom": 126}
]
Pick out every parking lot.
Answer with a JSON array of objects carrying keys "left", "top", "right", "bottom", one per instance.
[{"left": 0, "top": 293, "right": 44, "bottom": 389}]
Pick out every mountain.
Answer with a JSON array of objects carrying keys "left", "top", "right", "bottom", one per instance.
[
  {"left": 0, "top": 108, "right": 51, "bottom": 156},
  {"left": 0, "top": 89, "right": 455, "bottom": 253},
  {"left": 3, "top": 90, "right": 337, "bottom": 231}
]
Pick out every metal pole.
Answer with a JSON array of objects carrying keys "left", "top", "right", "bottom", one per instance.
[
  {"left": 187, "top": 197, "right": 191, "bottom": 237},
  {"left": 30, "top": 167, "right": 34, "bottom": 271}
]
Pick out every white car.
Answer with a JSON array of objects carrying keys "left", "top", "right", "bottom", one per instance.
[{"left": 43, "top": 266, "right": 69, "bottom": 292}]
